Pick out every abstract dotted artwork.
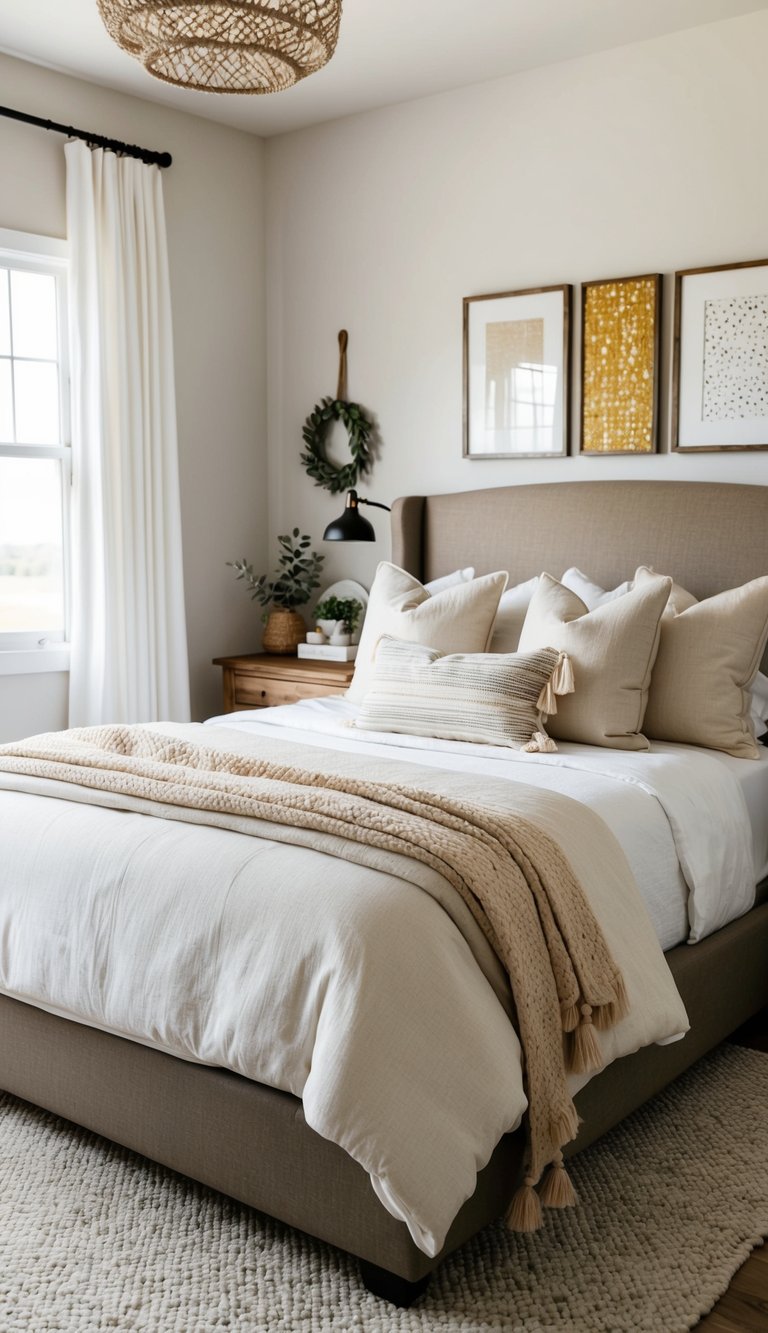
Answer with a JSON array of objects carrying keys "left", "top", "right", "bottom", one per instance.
[
  {"left": 581, "top": 275, "right": 660, "bottom": 454},
  {"left": 702, "top": 295, "right": 768, "bottom": 422}
]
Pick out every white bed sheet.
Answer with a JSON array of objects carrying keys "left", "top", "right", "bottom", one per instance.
[
  {"left": 206, "top": 698, "right": 760, "bottom": 948},
  {"left": 706, "top": 744, "right": 768, "bottom": 888}
]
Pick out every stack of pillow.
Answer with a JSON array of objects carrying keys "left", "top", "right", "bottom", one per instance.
[{"left": 347, "top": 559, "right": 768, "bottom": 758}]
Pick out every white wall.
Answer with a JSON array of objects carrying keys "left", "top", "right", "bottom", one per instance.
[
  {"left": 0, "top": 52, "right": 267, "bottom": 737},
  {"left": 265, "top": 10, "right": 768, "bottom": 592}
]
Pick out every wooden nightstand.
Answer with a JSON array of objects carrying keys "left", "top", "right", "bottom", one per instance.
[{"left": 212, "top": 653, "right": 355, "bottom": 713}]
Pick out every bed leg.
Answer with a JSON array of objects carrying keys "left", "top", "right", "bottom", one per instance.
[{"left": 358, "top": 1259, "right": 431, "bottom": 1307}]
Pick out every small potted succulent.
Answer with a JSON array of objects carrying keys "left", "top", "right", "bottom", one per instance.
[
  {"left": 228, "top": 530, "right": 324, "bottom": 654},
  {"left": 313, "top": 595, "right": 363, "bottom": 645}
]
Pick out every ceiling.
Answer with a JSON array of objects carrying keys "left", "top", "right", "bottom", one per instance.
[{"left": 1, "top": 0, "right": 766, "bottom": 138}]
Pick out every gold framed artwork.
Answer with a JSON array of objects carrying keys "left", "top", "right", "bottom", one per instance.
[
  {"left": 673, "top": 257, "right": 768, "bottom": 452},
  {"left": 463, "top": 284, "right": 571, "bottom": 458},
  {"left": 580, "top": 273, "right": 661, "bottom": 455}
]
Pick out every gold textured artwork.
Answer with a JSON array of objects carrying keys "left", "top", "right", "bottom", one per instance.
[{"left": 581, "top": 275, "right": 660, "bottom": 454}]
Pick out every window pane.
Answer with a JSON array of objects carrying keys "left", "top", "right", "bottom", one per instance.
[
  {"left": 0, "top": 457, "right": 64, "bottom": 632},
  {"left": 10, "top": 269, "right": 58, "bottom": 360},
  {"left": 0, "top": 360, "right": 12, "bottom": 442},
  {"left": 0, "top": 270, "right": 10, "bottom": 357},
  {"left": 13, "top": 360, "right": 60, "bottom": 444}
]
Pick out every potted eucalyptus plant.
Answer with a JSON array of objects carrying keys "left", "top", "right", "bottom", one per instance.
[{"left": 228, "top": 530, "right": 324, "bottom": 655}]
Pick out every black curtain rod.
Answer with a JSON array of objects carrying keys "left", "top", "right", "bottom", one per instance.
[{"left": 0, "top": 104, "right": 172, "bottom": 168}]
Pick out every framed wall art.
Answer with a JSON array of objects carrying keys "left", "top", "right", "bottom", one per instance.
[
  {"left": 463, "top": 284, "right": 571, "bottom": 458},
  {"left": 673, "top": 257, "right": 768, "bottom": 452},
  {"left": 580, "top": 273, "right": 661, "bottom": 455}
]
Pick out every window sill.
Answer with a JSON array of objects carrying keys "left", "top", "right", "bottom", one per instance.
[{"left": 0, "top": 644, "right": 71, "bottom": 676}]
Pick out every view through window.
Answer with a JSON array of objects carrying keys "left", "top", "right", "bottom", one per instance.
[{"left": 0, "top": 232, "right": 69, "bottom": 648}]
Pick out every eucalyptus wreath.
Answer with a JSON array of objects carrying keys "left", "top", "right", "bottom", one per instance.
[{"left": 300, "top": 396, "right": 374, "bottom": 495}]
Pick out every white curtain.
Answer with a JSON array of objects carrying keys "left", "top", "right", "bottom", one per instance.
[{"left": 65, "top": 140, "right": 190, "bottom": 725}]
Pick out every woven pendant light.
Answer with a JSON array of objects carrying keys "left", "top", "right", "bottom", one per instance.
[{"left": 97, "top": 0, "right": 344, "bottom": 95}]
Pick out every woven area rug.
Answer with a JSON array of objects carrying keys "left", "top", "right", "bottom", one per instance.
[{"left": 1, "top": 1044, "right": 767, "bottom": 1333}]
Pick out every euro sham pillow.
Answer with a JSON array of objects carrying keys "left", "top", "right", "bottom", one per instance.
[
  {"left": 518, "top": 570, "right": 671, "bottom": 749},
  {"left": 559, "top": 566, "right": 768, "bottom": 735},
  {"left": 634, "top": 566, "right": 768, "bottom": 758},
  {"left": 347, "top": 563, "right": 507, "bottom": 703},
  {"left": 353, "top": 636, "right": 573, "bottom": 749}
]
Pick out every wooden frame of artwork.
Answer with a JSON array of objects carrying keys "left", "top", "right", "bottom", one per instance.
[
  {"left": 673, "top": 257, "right": 768, "bottom": 452},
  {"left": 579, "top": 273, "right": 662, "bottom": 455},
  {"left": 462, "top": 284, "right": 571, "bottom": 458}
]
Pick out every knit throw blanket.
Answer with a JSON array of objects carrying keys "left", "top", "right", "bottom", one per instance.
[{"left": 0, "top": 725, "right": 629, "bottom": 1231}]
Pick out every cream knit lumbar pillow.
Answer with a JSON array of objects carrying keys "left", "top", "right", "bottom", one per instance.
[
  {"left": 347, "top": 563, "right": 507, "bottom": 704},
  {"left": 634, "top": 566, "right": 768, "bottom": 758},
  {"left": 354, "top": 637, "right": 573, "bottom": 749},
  {"left": 518, "top": 570, "right": 671, "bottom": 749}
]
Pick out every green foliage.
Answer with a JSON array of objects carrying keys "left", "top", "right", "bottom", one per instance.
[
  {"left": 313, "top": 595, "right": 363, "bottom": 633},
  {"left": 228, "top": 530, "right": 324, "bottom": 613},
  {"left": 300, "top": 397, "right": 374, "bottom": 495}
]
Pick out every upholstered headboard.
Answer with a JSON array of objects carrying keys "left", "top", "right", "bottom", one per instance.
[{"left": 391, "top": 481, "right": 767, "bottom": 603}]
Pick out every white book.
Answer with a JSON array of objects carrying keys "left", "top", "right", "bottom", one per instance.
[{"left": 297, "top": 643, "right": 358, "bottom": 662}]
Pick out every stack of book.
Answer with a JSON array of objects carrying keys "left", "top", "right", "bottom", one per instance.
[{"left": 297, "top": 642, "right": 358, "bottom": 662}]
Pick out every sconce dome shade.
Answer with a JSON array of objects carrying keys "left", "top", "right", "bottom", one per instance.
[{"left": 323, "top": 507, "right": 376, "bottom": 542}]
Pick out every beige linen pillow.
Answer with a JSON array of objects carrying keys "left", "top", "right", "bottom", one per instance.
[
  {"left": 634, "top": 566, "right": 768, "bottom": 758},
  {"left": 347, "top": 562, "right": 507, "bottom": 703},
  {"left": 518, "top": 571, "right": 671, "bottom": 749},
  {"left": 354, "top": 637, "right": 571, "bottom": 749}
]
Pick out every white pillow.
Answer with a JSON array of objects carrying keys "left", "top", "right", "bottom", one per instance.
[
  {"left": 347, "top": 562, "right": 507, "bottom": 703},
  {"left": 560, "top": 567, "right": 633, "bottom": 608},
  {"left": 489, "top": 569, "right": 636, "bottom": 656},
  {"left": 489, "top": 577, "right": 540, "bottom": 654},
  {"left": 424, "top": 567, "right": 475, "bottom": 594},
  {"left": 562, "top": 567, "right": 768, "bottom": 737}
]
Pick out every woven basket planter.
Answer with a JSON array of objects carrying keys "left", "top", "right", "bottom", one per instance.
[
  {"left": 97, "top": 1, "right": 343, "bottom": 94},
  {"left": 262, "top": 608, "right": 306, "bottom": 656}
]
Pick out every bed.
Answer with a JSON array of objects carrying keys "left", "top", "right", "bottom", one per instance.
[{"left": 1, "top": 478, "right": 768, "bottom": 1308}]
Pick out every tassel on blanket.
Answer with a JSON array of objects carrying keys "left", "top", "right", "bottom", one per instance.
[
  {"left": 505, "top": 1175, "right": 543, "bottom": 1233},
  {"left": 539, "top": 1151, "right": 577, "bottom": 1210},
  {"left": 567, "top": 1004, "right": 604, "bottom": 1075},
  {"left": 591, "top": 973, "right": 631, "bottom": 1030},
  {"left": 523, "top": 732, "right": 558, "bottom": 754},
  {"left": 550, "top": 1102, "right": 580, "bottom": 1145},
  {"left": 536, "top": 652, "right": 575, "bottom": 716}
]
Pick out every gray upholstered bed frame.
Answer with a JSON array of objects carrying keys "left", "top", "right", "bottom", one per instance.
[{"left": 2, "top": 480, "right": 768, "bottom": 1307}]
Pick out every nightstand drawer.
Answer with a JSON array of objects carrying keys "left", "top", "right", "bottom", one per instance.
[
  {"left": 213, "top": 654, "right": 356, "bottom": 713},
  {"left": 233, "top": 674, "right": 347, "bottom": 709}
]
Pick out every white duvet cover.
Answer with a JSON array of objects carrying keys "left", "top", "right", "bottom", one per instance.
[
  {"left": 0, "top": 704, "right": 754, "bottom": 1256},
  {"left": 207, "top": 698, "right": 758, "bottom": 946}
]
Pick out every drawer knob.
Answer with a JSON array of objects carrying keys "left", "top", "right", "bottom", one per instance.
[{"left": 261, "top": 689, "right": 267, "bottom": 698}]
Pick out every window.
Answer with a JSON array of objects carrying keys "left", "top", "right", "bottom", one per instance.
[{"left": 0, "top": 228, "right": 69, "bottom": 654}]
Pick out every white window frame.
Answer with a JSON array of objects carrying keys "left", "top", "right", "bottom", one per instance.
[{"left": 0, "top": 227, "right": 71, "bottom": 672}]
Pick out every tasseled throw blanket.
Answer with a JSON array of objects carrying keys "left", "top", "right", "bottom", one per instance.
[{"left": 0, "top": 724, "right": 630, "bottom": 1231}]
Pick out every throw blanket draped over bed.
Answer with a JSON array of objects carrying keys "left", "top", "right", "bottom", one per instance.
[{"left": 0, "top": 724, "right": 631, "bottom": 1226}]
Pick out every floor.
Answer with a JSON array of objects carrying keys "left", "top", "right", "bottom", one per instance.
[{"left": 696, "top": 1009, "right": 768, "bottom": 1332}]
